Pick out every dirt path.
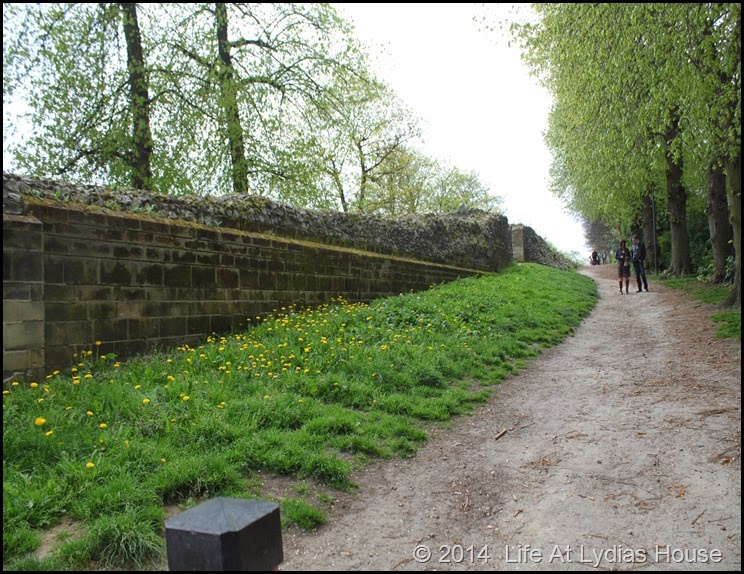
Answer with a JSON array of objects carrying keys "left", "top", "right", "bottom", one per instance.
[{"left": 280, "top": 264, "right": 741, "bottom": 571}]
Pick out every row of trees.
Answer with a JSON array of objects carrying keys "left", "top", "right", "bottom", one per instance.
[
  {"left": 3, "top": 3, "right": 501, "bottom": 215},
  {"left": 510, "top": 3, "right": 740, "bottom": 306}
]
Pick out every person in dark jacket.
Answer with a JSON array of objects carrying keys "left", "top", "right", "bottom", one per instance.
[
  {"left": 615, "top": 239, "right": 632, "bottom": 294},
  {"left": 631, "top": 234, "right": 649, "bottom": 292}
]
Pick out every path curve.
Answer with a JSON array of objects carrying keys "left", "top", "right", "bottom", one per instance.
[{"left": 280, "top": 264, "right": 741, "bottom": 571}]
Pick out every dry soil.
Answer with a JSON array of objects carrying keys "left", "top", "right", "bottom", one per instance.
[{"left": 278, "top": 263, "right": 741, "bottom": 571}]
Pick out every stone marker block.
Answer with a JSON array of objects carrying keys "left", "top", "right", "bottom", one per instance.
[{"left": 165, "top": 497, "right": 282, "bottom": 571}]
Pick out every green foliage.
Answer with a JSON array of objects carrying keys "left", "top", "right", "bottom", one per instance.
[
  {"left": 3, "top": 526, "right": 40, "bottom": 559},
  {"left": 280, "top": 498, "right": 328, "bottom": 531},
  {"left": 3, "top": 4, "right": 504, "bottom": 218},
  {"left": 509, "top": 3, "right": 740, "bottom": 282},
  {"left": 3, "top": 555, "right": 66, "bottom": 572},
  {"left": 80, "top": 507, "right": 165, "bottom": 569}
]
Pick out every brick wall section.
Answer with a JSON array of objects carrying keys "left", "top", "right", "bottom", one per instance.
[
  {"left": 3, "top": 214, "right": 45, "bottom": 375},
  {"left": 4, "top": 198, "right": 487, "bottom": 380}
]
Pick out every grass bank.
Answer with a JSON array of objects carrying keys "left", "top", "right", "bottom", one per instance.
[{"left": 4, "top": 263, "right": 597, "bottom": 570}]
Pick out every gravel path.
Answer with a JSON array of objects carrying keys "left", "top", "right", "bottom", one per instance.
[{"left": 280, "top": 264, "right": 741, "bottom": 571}]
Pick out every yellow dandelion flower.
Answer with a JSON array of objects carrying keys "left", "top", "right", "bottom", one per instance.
[
  {"left": 86, "top": 411, "right": 93, "bottom": 416},
  {"left": 38, "top": 398, "right": 44, "bottom": 403},
  {"left": 65, "top": 406, "right": 72, "bottom": 410},
  {"left": 45, "top": 430, "right": 54, "bottom": 437},
  {"left": 30, "top": 382, "right": 39, "bottom": 388},
  {"left": 95, "top": 341, "right": 102, "bottom": 346},
  {"left": 182, "top": 396, "right": 190, "bottom": 401},
  {"left": 160, "top": 458, "right": 166, "bottom": 463},
  {"left": 86, "top": 462, "right": 95, "bottom": 468},
  {"left": 134, "top": 385, "right": 141, "bottom": 389},
  {"left": 99, "top": 423, "right": 107, "bottom": 429},
  {"left": 143, "top": 398, "right": 150, "bottom": 404},
  {"left": 35, "top": 417, "right": 46, "bottom": 426},
  {"left": 12, "top": 381, "right": 19, "bottom": 386},
  {"left": 3, "top": 390, "right": 9, "bottom": 395}
]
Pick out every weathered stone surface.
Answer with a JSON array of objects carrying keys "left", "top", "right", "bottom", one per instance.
[
  {"left": 165, "top": 498, "right": 283, "bottom": 571},
  {"left": 3, "top": 172, "right": 511, "bottom": 272}
]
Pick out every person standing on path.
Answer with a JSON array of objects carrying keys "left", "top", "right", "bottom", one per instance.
[
  {"left": 631, "top": 234, "right": 649, "bottom": 292},
  {"left": 615, "top": 239, "right": 632, "bottom": 294}
]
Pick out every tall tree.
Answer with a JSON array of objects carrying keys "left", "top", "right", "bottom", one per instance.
[
  {"left": 306, "top": 74, "right": 421, "bottom": 212},
  {"left": 4, "top": 3, "right": 397, "bottom": 204},
  {"left": 4, "top": 3, "right": 153, "bottom": 190},
  {"left": 705, "top": 165, "right": 733, "bottom": 284},
  {"left": 362, "top": 146, "right": 503, "bottom": 216},
  {"left": 119, "top": 3, "right": 154, "bottom": 190},
  {"left": 511, "top": 3, "right": 739, "bottom": 292}
]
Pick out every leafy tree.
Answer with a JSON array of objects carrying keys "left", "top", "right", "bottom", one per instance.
[
  {"left": 361, "top": 146, "right": 502, "bottom": 216},
  {"left": 295, "top": 69, "right": 421, "bottom": 212},
  {"left": 4, "top": 3, "right": 397, "bottom": 204},
  {"left": 120, "top": 3, "right": 154, "bottom": 190},
  {"left": 510, "top": 3, "right": 739, "bottom": 304},
  {"left": 150, "top": 3, "right": 379, "bottom": 200},
  {"left": 4, "top": 3, "right": 154, "bottom": 190}
]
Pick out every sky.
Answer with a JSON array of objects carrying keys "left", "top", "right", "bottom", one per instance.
[{"left": 335, "top": 2, "right": 589, "bottom": 256}]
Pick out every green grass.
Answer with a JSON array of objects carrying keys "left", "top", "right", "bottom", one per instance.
[
  {"left": 660, "top": 276, "right": 741, "bottom": 341},
  {"left": 3, "top": 263, "right": 599, "bottom": 569}
]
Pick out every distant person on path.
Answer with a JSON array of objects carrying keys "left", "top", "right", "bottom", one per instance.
[
  {"left": 591, "top": 250, "right": 600, "bottom": 266},
  {"left": 615, "top": 239, "right": 632, "bottom": 294},
  {"left": 631, "top": 234, "right": 649, "bottom": 292}
]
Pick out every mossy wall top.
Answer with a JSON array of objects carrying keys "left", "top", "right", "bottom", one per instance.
[{"left": 3, "top": 173, "right": 512, "bottom": 272}]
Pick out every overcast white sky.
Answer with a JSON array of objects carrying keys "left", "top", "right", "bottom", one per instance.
[{"left": 336, "top": 2, "right": 589, "bottom": 256}]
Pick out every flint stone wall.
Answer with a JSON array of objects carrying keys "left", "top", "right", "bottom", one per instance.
[
  {"left": 511, "top": 224, "right": 574, "bottom": 270},
  {"left": 3, "top": 173, "right": 511, "bottom": 272}
]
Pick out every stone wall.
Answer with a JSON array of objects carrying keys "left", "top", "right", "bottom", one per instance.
[
  {"left": 511, "top": 224, "right": 575, "bottom": 270},
  {"left": 4, "top": 173, "right": 510, "bottom": 380},
  {"left": 3, "top": 173, "right": 512, "bottom": 272}
]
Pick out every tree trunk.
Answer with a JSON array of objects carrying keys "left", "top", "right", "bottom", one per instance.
[
  {"left": 640, "top": 191, "right": 656, "bottom": 273},
  {"left": 706, "top": 164, "right": 733, "bottom": 283},
  {"left": 664, "top": 117, "right": 692, "bottom": 276},
  {"left": 724, "top": 154, "right": 741, "bottom": 308},
  {"left": 215, "top": 3, "right": 249, "bottom": 195},
  {"left": 120, "top": 3, "right": 153, "bottom": 191}
]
